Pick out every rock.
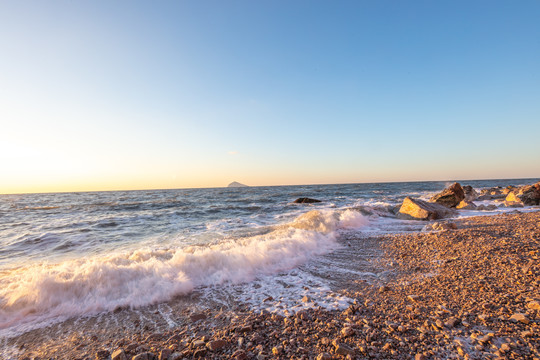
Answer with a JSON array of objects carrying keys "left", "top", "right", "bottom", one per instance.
[
  {"left": 166, "top": 334, "right": 182, "bottom": 344},
  {"left": 456, "top": 200, "right": 477, "bottom": 210},
  {"left": 95, "top": 350, "right": 110, "bottom": 360},
  {"left": 505, "top": 183, "right": 540, "bottom": 206},
  {"left": 132, "top": 353, "right": 155, "bottom": 360},
  {"left": 192, "top": 340, "right": 205, "bottom": 348},
  {"left": 444, "top": 317, "right": 460, "bottom": 328},
  {"left": 476, "top": 204, "right": 497, "bottom": 211},
  {"left": 168, "top": 354, "right": 182, "bottom": 360},
  {"left": 423, "top": 221, "right": 457, "bottom": 231},
  {"left": 527, "top": 301, "right": 540, "bottom": 310},
  {"left": 193, "top": 348, "right": 207, "bottom": 358},
  {"left": 334, "top": 343, "right": 355, "bottom": 356},
  {"left": 190, "top": 313, "right": 207, "bottom": 322},
  {"left": 228, "top": 181, "right": 248, "bottom": 188},
  {"left": 378, "top": 285, "right": 390, "bottom": 293},
  {"left": 462, "top": 185, "right": 478, "bottom": 201},
  {"left": 316, "top": 353, "right": 333, "bottom": 360},
  {"left": 272, "top": 346, "right": 283, "bottom": 355},
  {"left": 111, "top": 349, "right": 128, "bottom": 360},
  {"left": 478, "top": 333, "right": 494, "bottom": 343},
  {"left": 477, "top": 187, "right": 506, "bottom": 200},
  {"left": 301, "top": 295, "right": 312, "bottom": 303},
  {"left": 503, "top": 185, "right": 516, "bottom": 194},
  {"left": 398, "top": 197, "right": 457, "bottom": 221},
  {"left": 294, "top": 197, "right": 322, "bottom": 204},
  {"left": 158, "top": 349, "right": 171, "bottom": 360},
  {"left": 430, "top": 182, "right": 465, "bottom": 208},
  {"left": 510, "top": 313, "right": 530, "bottom": 324},
  {"left": 206, "top": 339, "right": 228, "bottom": 351},
  {"left": 232, "top": 350, "right": 248, "bottom": 360},
  {"left": 126, "top": 343, "right": 139, "bottom": 352},
  {"left": 407, "top": 295, "right": 420, "bottom": 302},
  {"left": 145, "top": 333, "right": 163, "bottom": 342},
  {"left": 341, "top": 326, "right": 355, "bottom": 337}
]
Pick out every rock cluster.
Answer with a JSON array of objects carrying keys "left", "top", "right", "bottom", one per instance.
[
  {"left": 429, "top": 182, "right": 465, "bottom": 208},
  {"left": 398, "top": 197, "right": 456, "bottom": 221},
  {"left": 505, "top": 182, "right": 540, "bottom": 206}
]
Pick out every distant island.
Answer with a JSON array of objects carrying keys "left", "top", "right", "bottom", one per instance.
[{"left": 227, "top": 181, "right": 248, "bottom": 188}]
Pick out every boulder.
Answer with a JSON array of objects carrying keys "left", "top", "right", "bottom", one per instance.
[
  {"left": 293, "top": 197, "right": 321, "bottom": 204},
  {"left": 456, "top": 200, "right": 477, "bottom": 210},
  {"left": 430, "top": 182, "right": 465, "bottom": 208},
  {"left": 502, "top": 185, "right": 516, "bottom": 195},
  {"left": 504, "top": 183, "right": 540, "bottom": 206},
  {"left": 462, "top": 185, "right": 478, "bottom": 201},
  {"left": 476, "top": 187, "right": 506, "bottom": 201},
  {"left": 398, "top": 197, "right": 457, "bottom": 221},
  {"left": 476, "top": 204, "right": 497, "bottom": 211}
]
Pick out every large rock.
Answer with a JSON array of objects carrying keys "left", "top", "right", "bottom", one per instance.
[
  {"left": 293, "top": 197, "right": 321, "bottom": 204},
  {"left": 398, "top": 197, "right": 457, "bottom": 221},
  {"left": 476, "top": 187, "right": 506, "bottom": 201},
  {"left": 456, "top": 200, "right": 477, "bottom": 210},
  {"left": 505, "top": 182, "right": 540, "bottom": 206},
  {"left": 430, "top": 182, "right": 465, "bottom": 208},
  {"left": 462, "top": 185, "right": 478, "bottom": 201}
]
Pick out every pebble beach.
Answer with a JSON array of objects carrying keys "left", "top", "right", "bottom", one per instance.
[{"left": 11, "top": 210, "right": 539, "bottom": 360}]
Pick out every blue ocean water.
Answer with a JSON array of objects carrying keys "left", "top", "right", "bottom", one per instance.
[{"left": 0, "top": 179, "right": 537, "bottom": 338}]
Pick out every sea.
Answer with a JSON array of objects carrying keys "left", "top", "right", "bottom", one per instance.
[{"left": 0, "top": 179, "right": 538, "bottom": 355}]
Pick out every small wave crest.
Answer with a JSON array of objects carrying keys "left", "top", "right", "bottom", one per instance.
[{"left": 0, "top": 209, "right": 368, "bottom": 337}]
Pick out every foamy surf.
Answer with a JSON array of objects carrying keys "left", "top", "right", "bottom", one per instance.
[{"left": 0, "top": 209, "right": 367, "bottom": 337}]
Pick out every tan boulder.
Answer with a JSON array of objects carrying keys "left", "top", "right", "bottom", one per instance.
[
  {"left": 502, "top": 185, "right": 516, "bottom": 195},
  {"left": 456, "top": 200, "right": 477, "bottom": 210},
  {"left": 430, "top": 182, "right": 465, "bottom": 208},
  {"left": 398, "top": 197, "right": 457, "bottom": 221}
]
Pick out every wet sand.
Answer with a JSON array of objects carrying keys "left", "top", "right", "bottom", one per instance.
[{"left": 8, "top": 211, "right": 540, "bottom": 359}]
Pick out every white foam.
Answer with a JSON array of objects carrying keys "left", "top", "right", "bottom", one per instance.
[{"left": 0, "top": 209, "right": 367, "bottom": 337}]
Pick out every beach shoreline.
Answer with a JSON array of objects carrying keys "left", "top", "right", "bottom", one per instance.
[{"left": 7, "top": 210, "right": 539, "bottom": 360}]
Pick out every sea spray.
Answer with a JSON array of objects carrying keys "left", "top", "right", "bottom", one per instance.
[{"left": 0, "top": 209, "right": 367, "bottom": 336}]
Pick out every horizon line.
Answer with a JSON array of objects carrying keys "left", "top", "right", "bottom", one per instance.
[{"left": 1, "top": 176, "right": 539, "bottom": 196}]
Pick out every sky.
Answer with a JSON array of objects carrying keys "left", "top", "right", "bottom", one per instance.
[{"left": 1, "top": 1, "right": 539, "bottom": 194}]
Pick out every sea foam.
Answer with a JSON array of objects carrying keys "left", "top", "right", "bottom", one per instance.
[{"left": 0, "top": 209, "right": 367, "bottom": 337}]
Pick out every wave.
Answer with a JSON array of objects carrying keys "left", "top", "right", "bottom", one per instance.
[{"left": 0, "top": 209, "right": 367, "bottom": 337}]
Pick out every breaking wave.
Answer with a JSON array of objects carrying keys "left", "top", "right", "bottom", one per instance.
[{"left": 0, "top": 209, "right": 367, "bottom": 337}]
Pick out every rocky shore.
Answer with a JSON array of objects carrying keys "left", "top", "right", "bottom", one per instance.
[{"left": 15, "top": 210, "right": 539, "bottom": 360}]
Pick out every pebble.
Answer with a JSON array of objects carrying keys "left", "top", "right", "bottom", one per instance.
[
  {"left": 190, "top": 313, "right": 207, "bottom": 322},
  {"left": 132, "top": 353, "right": 155, "bottom": 360},
  {"left": 526, "top": 301, "right": 540, "bottom": 310},
  {"left": 316, "top": 353, "right": 333, "bottom": 360},
  {"left": 111, "top": 349, "right": 127, "bottom": 360},
  {"left": 206, "top": 339, "right": 227, "bottom": 351},
  {"left": 95, "top": 350, "right": 110, "bottom": 360},
  {"left": 334, "top": 343, "right": 355, "bottom": 356},
  {"left": 232, "top": 350, "right": 248, "bottom": 360},
  {"left": 509, "top": 313, "right": 530, "bottom": 324}
]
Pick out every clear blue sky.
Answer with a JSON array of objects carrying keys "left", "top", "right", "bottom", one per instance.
[{"left": 1, "top": 1, "right": 539, "bottom": 193}]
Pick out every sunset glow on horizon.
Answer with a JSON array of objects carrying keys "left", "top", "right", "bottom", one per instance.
[{"left": 1, "top": 1, "right": 539, "bottom": 195}]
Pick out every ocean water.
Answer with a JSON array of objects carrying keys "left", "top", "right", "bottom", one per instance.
[{"left": 0, "top": 179, "right": 537, "bottom": 342}]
